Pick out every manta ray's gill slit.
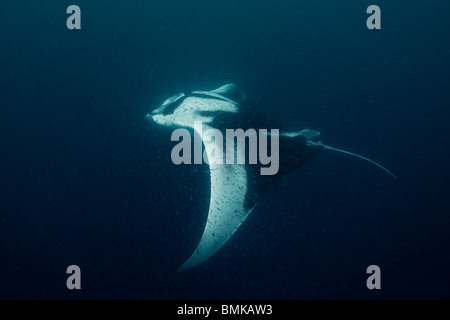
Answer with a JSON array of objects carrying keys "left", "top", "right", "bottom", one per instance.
[{"left": 323, "top": 145, "right": 397, "bottom": 179}]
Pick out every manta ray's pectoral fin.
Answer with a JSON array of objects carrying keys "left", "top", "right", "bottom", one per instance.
[
  {"left": 178, "top": 163, "right": 252, "bottom": 272},
  {"left": 177, "top": 127, "right": 325, "bottom": 271},
  {"left": 178, "top": 121, "right": 253, "bottom": 272}
]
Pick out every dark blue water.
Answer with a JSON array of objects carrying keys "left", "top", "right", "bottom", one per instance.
[{"left": 1, "top": 0, "right": 449, "bottom": 299}]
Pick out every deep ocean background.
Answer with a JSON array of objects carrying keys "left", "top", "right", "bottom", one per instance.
[{"left": 1, "top": 0, "right": 449, "bottom": 299}]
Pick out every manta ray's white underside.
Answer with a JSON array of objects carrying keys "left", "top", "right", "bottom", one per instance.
[{"left": 178, "top": 124, "right": 253, "bottom": 271}]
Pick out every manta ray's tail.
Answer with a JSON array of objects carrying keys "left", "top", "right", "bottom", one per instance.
[{"left": 323, "top": 145, "right": 397, "bottom": 179}]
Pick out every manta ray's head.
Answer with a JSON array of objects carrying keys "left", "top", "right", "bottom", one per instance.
[{"left": 146, "top": 84, "right": 246, "bottom": 130}]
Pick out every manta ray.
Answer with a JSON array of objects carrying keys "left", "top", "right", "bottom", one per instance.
[{"left": 147, "top": 83, "right": 395, "bottom": 271}]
